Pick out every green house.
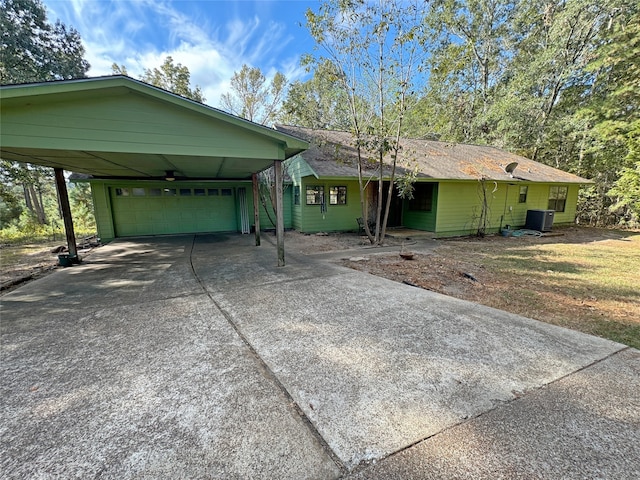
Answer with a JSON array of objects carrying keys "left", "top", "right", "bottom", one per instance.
[
  {"left": 0, "top": 76, "right": 307, "bottom": 248},
  {"left": 0, "top": 77, "right": 591, "bottom": 245},
  {"left": 275, "top": 125, "right": 591, "bottom": 237}
]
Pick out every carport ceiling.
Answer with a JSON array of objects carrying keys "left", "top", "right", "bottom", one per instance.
[{"left": 0, "top": 76, "right": 308, "bottom": 180}]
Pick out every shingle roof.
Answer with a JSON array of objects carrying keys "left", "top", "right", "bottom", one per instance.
[{"left": 276, "top": 125, "right": 591, "bottom": 184}]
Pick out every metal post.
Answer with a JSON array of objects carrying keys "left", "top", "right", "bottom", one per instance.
[
  {"left": 252, "top": 173, "right": 261, "bottom": 246},
  {"left": 54, "top": 168, "right": 78, "bottom": 259},
  {"left": 274, "top": 161, "right": 285, "bottom": 267}
]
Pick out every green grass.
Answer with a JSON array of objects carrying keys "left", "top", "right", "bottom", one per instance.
[{"left": 443, "top": 228, "right": 640, "bottom": 349}]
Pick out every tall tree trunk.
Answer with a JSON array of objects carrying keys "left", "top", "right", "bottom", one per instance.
[{"left": 26, "top": 184, "right": 47, "bottom": 224}]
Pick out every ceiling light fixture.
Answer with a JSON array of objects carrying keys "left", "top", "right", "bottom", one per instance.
[{"left": 165, "top": 170, "right": 175, "bottom": 181}]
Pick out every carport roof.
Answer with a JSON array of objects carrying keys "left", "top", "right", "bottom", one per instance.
[{"left": 0, "top": 76, "right": 309, "bottom": 180}]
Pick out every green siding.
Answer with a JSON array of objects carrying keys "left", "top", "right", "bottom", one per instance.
[
  {"left": 2, "top": 92, "right": 286, "bottom": 160},
  {"left": 285, "top": 156, "right": 314, "bottom": 230},
  {"left": 90, "top": 183, "right": 115, "bottom": 242},
  {"left": 402, "top": 182, "right": 438, "bottom": 231},
  {"left": 257, "top": 186, "right": 293, "bottom": 230},
  {"left": 286, "top": 154, "right": 316, "bottom": 179},
  {"left": 433, "top": 181, "right": 581, "bottom": 237},
  {"left": 89, "top": 180, "right": 260, "bottom": 240},
  {"left": 292, "top": 193, "right": 302, "bottom": 230},
  {"left": 299, "top": 178, "right": 362, "bottom": 233}
]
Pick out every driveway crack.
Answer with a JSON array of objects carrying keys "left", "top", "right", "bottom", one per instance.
[{"left": 187, "top": 235, "right": 347, "bottom": 475}]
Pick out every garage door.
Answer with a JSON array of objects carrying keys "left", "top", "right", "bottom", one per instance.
[{"left": 110, "top": 186, "right": 238, "bottom": 237}]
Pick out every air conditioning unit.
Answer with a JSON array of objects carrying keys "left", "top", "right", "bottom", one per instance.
[{"left": 525, "top": 209, "right": 555, "bottom": 232}]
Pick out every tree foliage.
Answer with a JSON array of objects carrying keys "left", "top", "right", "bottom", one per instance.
[
  {"left": 0, "top": 0, "right": 89, "bottom": 84},
  {"left": 220, "top": 64, "right": 287, "bottom": 125},
  {"left": 397, "top": 0, "right": 638, "bottom": 227},
  {"left": 279, "top": 59, "right": 351, "bottom": 130},
  {"left": 305, "top": 0, "right": 428, "bottom": 244},
  {"left": 1, "top": 0, "right": 92, "bottom": 230},
  {"left": 140, "top": 56, "right": 205, "bottom": 103}
]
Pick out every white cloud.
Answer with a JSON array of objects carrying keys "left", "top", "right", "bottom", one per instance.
[{"left": 42, "top": 0, "right": 313, "bottom": 108}]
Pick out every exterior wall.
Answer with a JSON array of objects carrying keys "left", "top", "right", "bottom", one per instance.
[
  {"left": 286, "top": 155, "right": 316, "bottom": 180},
  {"left": 262, "top": 153, "right": 584, "bottom": 238},
  {"left": 285, "top": 156, "right": 314, "bottom": 231},
  {"left": 257, "top": 185, "right": 293, "bottom": 230},
  {"left": 3, "top": 92, "right": 285, "bottom": 161},
  {"left": 402, "top": 182, "right": 438, "bottom": 231},
  {"left": 89, "top": 180, "right": 264, "bottom": 241},
  {"left": 298, "top": 178, "right": 362, "bottom": 233},
  {"left": 291, "top": 183, "right": 302, "bottom": 230},
  {"left": 433, "top": 181, "right": 581, "bottom": 237},
  {"left": 90, "top": 183, "right": 115, "bottom": 242}
]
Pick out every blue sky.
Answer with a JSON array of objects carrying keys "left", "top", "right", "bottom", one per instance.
[{"left": 41, "top": 0, "right": 321, "bottom": 107}]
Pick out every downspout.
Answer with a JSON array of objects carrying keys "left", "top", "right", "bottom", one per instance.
[{"left": 500, "top": 183, "right": 509, "bottom": 231}]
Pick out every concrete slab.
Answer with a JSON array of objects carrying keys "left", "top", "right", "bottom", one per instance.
[
  {"left": 2, "top": 233, "right": 635, "bottom": 478},
  {"left": 0, "top": 238, "right": 341, "bottom": 479},
  {"left": 199, "top": 252, "right": 625, "bottom": 470},
  {"left": 346, "top": 348, "right": 640, "bottom": 479},
  {"left": 1, "top": 236, "right": 202, "bottom": 318}
]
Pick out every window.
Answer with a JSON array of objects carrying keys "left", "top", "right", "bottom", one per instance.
[
  {"left": 194, "top": 188, "right": 206, "bottom": 196},
  {"left": 164, "top": 188, "right": 177, "bottom": 196},
  {"left": 408, "top": 183, "right": 434, "bottom": 211},
  {"left": 519, "top": 185, "right": 528, "bottom": 203},
  {"left": 293, "top": 186, "right": 300, "bottom": 205},
  {"left": 208, "top": 188, "right": 219, "bottom": 196},
  {"left": 132, "top": 188, "right": 146, "bottom": 196},
  {"left": 329, "top": 186, "right": 347, "bottom": 205},
  {"left": 548, "top": 186, "right": 568, "bottom": 212},
  {"left": 221, "top": 188, "right": 233, "bottom": 196},
  {"left": 114, "top": 188, "right": 129, "bottom": 196},
  {"left": 180, "top": 188, "right": 192, "bottom": 196},
  {"left": 306, "top": 185, "right": 324, "bottom": 205},
  {"left": 148, "top": 188, "right": 162, "bottom": 196}
]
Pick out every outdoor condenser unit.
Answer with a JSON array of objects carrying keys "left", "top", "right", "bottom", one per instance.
[{"left": 525, "top": 209, "right": 555, "bottom": 232}]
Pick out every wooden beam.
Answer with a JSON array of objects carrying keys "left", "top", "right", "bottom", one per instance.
[
  {"left": 274, "top": 161, "right": 285, "bottom": 266},
  {"left": 54, "top": 168, "right": 78, "bottom": 260},
  {"left": 252, "top": 173, "right": 261, "bottom": 246}
]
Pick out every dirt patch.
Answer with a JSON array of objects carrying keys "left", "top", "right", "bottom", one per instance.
[
  {"left": 0, "top": 241, "right": 100, "bottom": 295},
  {"left": 279, "top": 230, "right": 407, "bottom": 252}
]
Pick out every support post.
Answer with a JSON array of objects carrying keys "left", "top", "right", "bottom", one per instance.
[
  {"left": 252, "top": 173, "right": 261, "bottom": 246},
  {"left": 54, "top": 168, "right": 78, "bottom": 259},
  {"left": 274, "top": 160, "right": 285, "bottom": 267}
]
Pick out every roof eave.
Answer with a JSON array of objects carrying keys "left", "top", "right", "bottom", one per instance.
[{"left": 1, "top": 76, "right": 309, "bottom": 158}]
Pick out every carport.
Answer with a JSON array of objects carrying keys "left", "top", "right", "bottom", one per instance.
[{"left": 0, "top": 75, "right": 308, "bottom": 265}]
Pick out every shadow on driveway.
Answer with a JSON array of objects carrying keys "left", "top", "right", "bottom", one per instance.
[{"left": 1, "top": 233, "right": 637, "bottom": 479}]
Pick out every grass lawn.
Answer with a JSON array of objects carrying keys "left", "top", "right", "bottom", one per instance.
[
  {"left": 458, "top": 230, "right": 640, "bottom": 349},
  {"left": 345, "top": 226, "right": 640, "bottom": 349}
]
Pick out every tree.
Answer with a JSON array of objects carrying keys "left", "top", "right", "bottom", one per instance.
[
  {"left": 582, "top": 6, "right": 640, "bottom": 224},
  {"left": 141, "top": 56, "right": 205, "bottom": 103},
  {"left": 220, "top": 64, "right": 287, "bottom": 125},
  {"left": 305, "top": 0, "right": 428, "bottom": 244},
  {"left": 0, "top": 0, "right": 89, "bottom": 84},
  {"left": 1, "top": 0, "right": 90, "bottom": 226},
  {"left": 279, "top": 59, "right": 352, "bottom": 130},
  {"left": 111, "top": 63, "right": 128, "bottom": 76},
  {"left": 69, "top": 181, "right": 96, "bottom": 233},
  {"left": 0, "top": 182, "right": 22, "bottom": 227},
  {"left": 419, "top": 0, "right": 517, "bottom": 143},
  {"left": 219, "top": 64, "right": 289, "bottom": 229},
  {"left": 405, "top": 0, "right": 635, "bottom": 226}
]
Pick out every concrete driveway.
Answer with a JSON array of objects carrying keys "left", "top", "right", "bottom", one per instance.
[{"left": 1, "top": 234, "right": 638, "bottom": 479}]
